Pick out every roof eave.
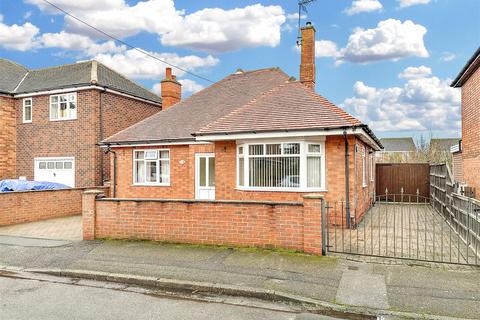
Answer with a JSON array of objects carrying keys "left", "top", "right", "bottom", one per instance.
[{"left": 451, "top": 47, "right": 480, "bottom": 88}]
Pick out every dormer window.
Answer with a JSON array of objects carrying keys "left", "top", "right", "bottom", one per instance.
[{"left": 50, "top": 93, "right": 77, "bottom": 121}]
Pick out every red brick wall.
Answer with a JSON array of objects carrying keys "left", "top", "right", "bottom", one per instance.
[
  {"left": 0, "top": 95, "right": 16, "bottom": 179},
  {"left": 15, "top": 90, "right": 101, "bottom": 187},
  {"left": 15, "top": 89, "right": 160, "bottom": 187},
  {"left": 84, "top": 195, "right": 324, "bottom": 254},
  {"left": 114, "top": 144, "right": 214, "bottom": 198},
  {"left": 461, "top": 66, "right": 480, "bottom": 198},
  {"left": 0, "top": 187, "right": 104, "bottom": 226},
  {"left": 112, "top": 135, "right": 375, "bottom": 217},
  {"left": 100, "top": 92, "right": 160, "bottom": 183}
]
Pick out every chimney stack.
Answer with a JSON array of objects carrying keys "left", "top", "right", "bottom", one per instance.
[
  {"left": 299, "top": 22, "right": 316, "bottom": 90},
  {"left": 161, "top": 67, "right": 182, "bottom": 110}
]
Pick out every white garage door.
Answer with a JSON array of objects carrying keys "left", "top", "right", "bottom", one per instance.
[{"left": 34, "top": 157, "right": 75, "bottom": 187}]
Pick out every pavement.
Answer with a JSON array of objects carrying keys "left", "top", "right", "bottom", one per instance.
[{"left": 0, "top": 237, "right": 478, "bottom": 319}]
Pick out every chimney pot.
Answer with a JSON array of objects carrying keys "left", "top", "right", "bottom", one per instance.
[{"left": 165, "top": 67, "right": 172, "bottom": 79}]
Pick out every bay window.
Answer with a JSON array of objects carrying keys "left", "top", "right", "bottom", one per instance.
[
  {"left": 237, "top": 141, "right": 325, "bottom": 190},
  {"left": 134, "top": 149, "right": 170, "bottom": 185}
]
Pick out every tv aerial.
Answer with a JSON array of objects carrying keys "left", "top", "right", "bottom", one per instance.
[{"left": 296, "top": 0, "right": 316, "bottom": 47}]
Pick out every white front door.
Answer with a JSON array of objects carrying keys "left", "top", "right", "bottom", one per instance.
[
  {"left": 34, "top": 157, "right": 75, "bottom": 187},
  {"left": 195, "top": 153, "right": 215, "bottom": 200}
]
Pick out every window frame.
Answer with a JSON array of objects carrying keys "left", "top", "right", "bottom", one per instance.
[
  {"left": 362, "top": 145, "right": 367, "bottom": 188},
  {"left": 370, "top": 152, "right": 375, "bottom": 182},
  {"left": 22, "top": 98, "right": 32, "bottom": 123},
  {"left": 236, "top": 140, "right": 326, "bottom": 192},
  {"left": 132, "top": 149, "right": 170, "bottom": 186},
  {"left": 49, "top": 92, "right": 77, "bottom": 121}
]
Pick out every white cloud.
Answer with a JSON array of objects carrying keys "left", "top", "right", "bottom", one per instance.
[
  {"left": 342, "top": 67, "right": 460, "bottom": 132},
  {"left": 0, "top": 17, "right": 39, "bottom": 51},
  {"left": 441, "top": 52, "right": 456, "bottom": 62},
  {"left": 286, "top": 12, "right": 307, "bottom": 21},
  {"left": 40, "top": 31, "right": 125, "bottom": 55},
  {"left": 338, "top": 19, "right": 429, "bottom": 63},
  {"left": 344, "top": 0, "right": 383, "bottom": 15},
  {"left": 27, "top": 1, "right": 286, "bottom": 53},
  {"left": 161, "top": 4, "right": 286, "bottom": 52},
  {"left": 178, "top": 79, "right": 205, "bottom": 94},
  {"left": 398, "top": 65, "right": 432, "bottom": 79},
  {"left": 25, "top": 0, "right": 126, "bottom": 14},
  {"left": 152, "top": 79, "right": 204, "bottom": 96},
  {"left": 397, "top": 0, "right": 431, "bottom": 8},
  {"left": 92, "top": 49, "right": 219, "bottom": 80},
  {"left": 23, "top": 11, "right": 33, "bottom": 20},
  {"left": 315, "top": 40, "right": 339, "bottom": 58}
]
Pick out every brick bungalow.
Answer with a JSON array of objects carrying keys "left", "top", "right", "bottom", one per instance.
[
  {"left": 101, "top": 23, "right": 382, "bottom": 219},
  {"left": 0, "top": 59, "right": 162, "bottom": 187},
  {"left": 451, "top": 47, "right": 480, "bottom": 199}
]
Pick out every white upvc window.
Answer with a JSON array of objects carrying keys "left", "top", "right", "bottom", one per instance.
[
  {"left": 370, "top": 152, "right": 375, "bottom": 182},
  {"left": 133, "top": 149, "right": 170, "bottom": 185},
  {"left": 236, "top": 141, "right": 326, "bottom": 191},
  {"left": 50, "top": 93, "right": 77, "bottom": 121},
  {"left": 22, "top": 98, "right": 32, "bottom": 123},
  {"left": 362, "top": 145, "right": 367, "bottom": 187}
]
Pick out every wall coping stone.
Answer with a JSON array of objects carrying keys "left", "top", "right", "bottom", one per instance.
[{"left": 97, "top": 198, "right": 303, "bottom": 206}]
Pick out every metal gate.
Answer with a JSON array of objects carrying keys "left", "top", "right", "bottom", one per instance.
[{"left": 323, "top": 192, "right": 480, "bottom": 266}]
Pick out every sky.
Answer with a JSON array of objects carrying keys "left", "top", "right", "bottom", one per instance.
[{"left": 1, "top": 0, "right": 478, "bottom": 140}]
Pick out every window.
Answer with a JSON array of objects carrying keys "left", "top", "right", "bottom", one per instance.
[
  {"left": 362, "top": 145, "right": 367, "bottom": 187},
  {"left": 23, "top": 98, "right": 32, "bottom": 123},
  {"left": 133, "top": 149, "right": 170, "bottom": 185},
  {"left": 370, "top": 153, "right": 374, "bottom": 182},
  {"left": 50, "top": 93, "right": 77, "bottom": 121},
  {"left": 237, "top": 141, "right": 325, "bottom": 190}
]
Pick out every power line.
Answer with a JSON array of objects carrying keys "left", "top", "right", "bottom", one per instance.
[{"left": 40, "top": 0, "right": 215, "bottom": 85}]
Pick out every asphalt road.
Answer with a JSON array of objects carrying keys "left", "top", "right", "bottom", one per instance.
[{"left": 0, "top": 276, "right": 336, "bottom": 320}]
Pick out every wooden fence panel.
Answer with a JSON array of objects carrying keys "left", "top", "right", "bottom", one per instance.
[{"left": 376, "top": 163, "right": 430, "bottom": 198}]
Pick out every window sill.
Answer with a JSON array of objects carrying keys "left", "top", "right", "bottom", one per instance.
[
  {"left": 132, "top": 183, "right": 171, "bottom": 187},
  {"left": 235, "top": 187, "right": 328, "bottom": 193},
  {"left": 22, "top": 121, "right": 32, "bottom": 124},
  {"left": 49, "top": 118, "right": 77, "bottom": 122}
]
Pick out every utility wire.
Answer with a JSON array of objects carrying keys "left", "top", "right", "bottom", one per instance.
[{"left": 40, "top": 0, "right": 215, "bottom": 85}]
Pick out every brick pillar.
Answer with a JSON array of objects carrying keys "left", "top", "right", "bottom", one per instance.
[
  {"left": 299, "top": 22, "right": 316, "bottom": 90},
  {"left": 302, "top": 194, "right": 324, "bottom": 255},
  {"left": 82, "top": 189, "right": 104, "bottom": 240}
]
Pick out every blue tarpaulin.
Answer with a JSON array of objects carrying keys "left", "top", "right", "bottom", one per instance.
[{"left": 0, "top": 179, "right": 70, "bottom": 192}]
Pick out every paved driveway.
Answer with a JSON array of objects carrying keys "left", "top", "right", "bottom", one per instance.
[
  {"left": 328, "top": 203, "right": 479, "bottom": 266},
  {"left": 0, "top": 216, "right": 82, "bottom": 241}
]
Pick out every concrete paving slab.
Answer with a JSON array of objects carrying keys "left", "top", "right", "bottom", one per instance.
[
  {"left": 335, "top": 264, "right": 389, "bottom": 310},
  {"left": 0, "top": 235, "right": 71, "bottom": 247},
  {"left": 0, "top": 216, "right": 82, "bottom": 241}
]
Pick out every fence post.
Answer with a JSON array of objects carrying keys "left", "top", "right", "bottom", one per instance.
[{"left": 82, "top": 189, "right": 104, "bottom": 240}]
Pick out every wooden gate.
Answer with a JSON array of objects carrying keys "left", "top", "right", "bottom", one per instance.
[{"left": 376, "top": 163, "right": 430, "bottom": 198}]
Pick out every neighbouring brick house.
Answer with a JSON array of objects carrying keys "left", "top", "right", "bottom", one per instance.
[
  {"left": 101, "top": 23, "right": 382, "bottom": 221},
  {"left": 0, "top": 59, "right": 162, "bottom": 187},
  {"left": 451, "top": 47, "right": 480, "bottom": 199}
]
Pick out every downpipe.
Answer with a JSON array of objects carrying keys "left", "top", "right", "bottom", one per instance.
[
  {"left": 104, "top": 147, "right": 117, "bottom": 198},
  {"left": 344, "top": 131, "right": 351, "bottom": 228}
]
